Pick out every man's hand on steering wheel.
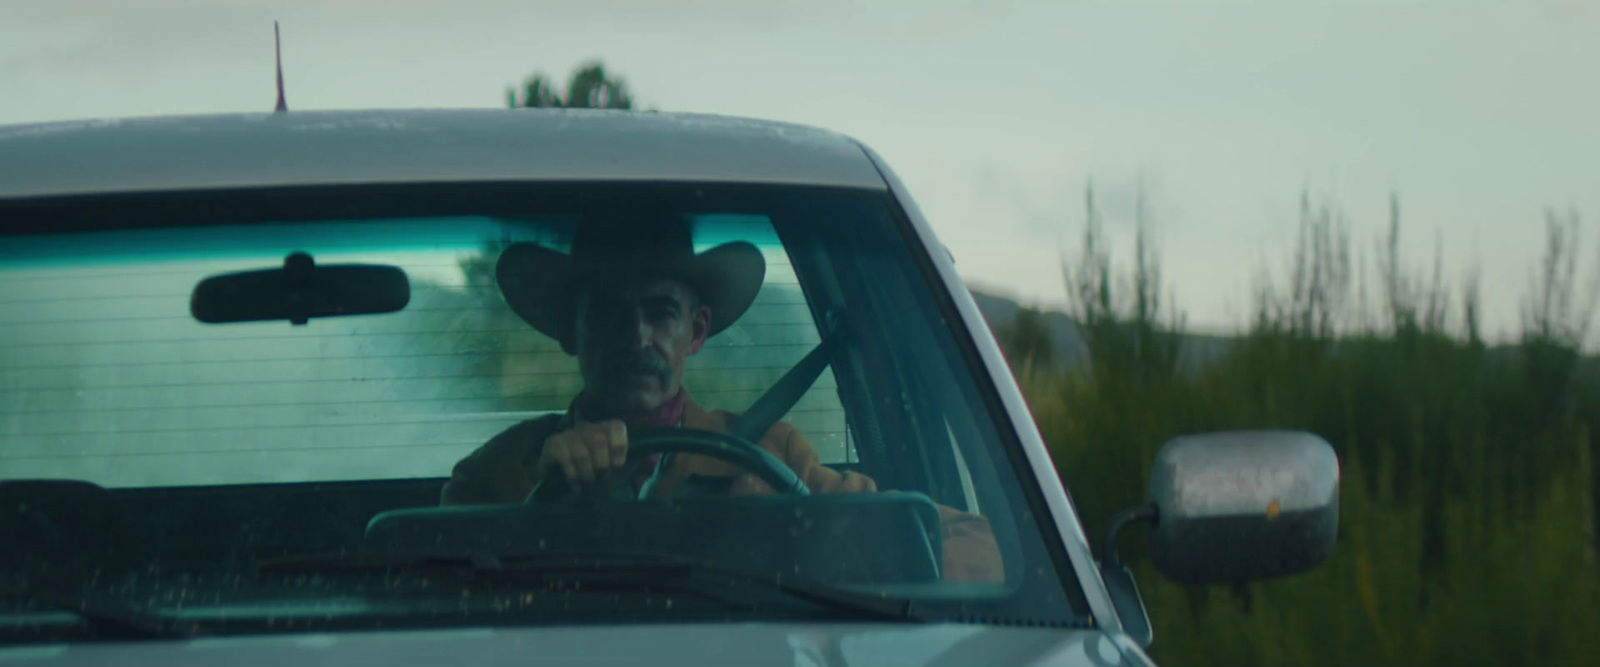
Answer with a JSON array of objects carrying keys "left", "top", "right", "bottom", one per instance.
[
  {"left": 535, "top": 420, "right": 632, "bottom": 501},
  {"left": 528, "top": 427, "right": 810, "bottom": 504}
]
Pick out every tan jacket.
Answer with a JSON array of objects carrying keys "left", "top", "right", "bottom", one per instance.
[{"left": 441, "top": 393, "right": 1004, "bottom": 582}]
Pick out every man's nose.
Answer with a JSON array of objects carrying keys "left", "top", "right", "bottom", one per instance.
[
  {"left": 632, "top": 307, "right": 652, "bottom": 349},
  {"left": 599, "top": 304, "right": 649, "bottom": 349}
]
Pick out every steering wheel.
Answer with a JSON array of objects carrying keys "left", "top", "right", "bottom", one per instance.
[{"left": 526, "top": 427, "right": 811, "bottom": 504}]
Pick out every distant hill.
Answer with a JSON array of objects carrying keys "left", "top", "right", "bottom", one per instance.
[
  {"left": 967, "top": 290, "right": 1088, "bottom": 368},
  {"left": 967, "top": 288, "right": 1234, "bottom": 373},
  {"left": 966, "top": 287, "right": 1556, "bottom": 375}
]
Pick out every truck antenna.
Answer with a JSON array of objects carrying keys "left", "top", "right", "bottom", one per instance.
[{"left": 273, "top": 21, "right": 288, "bottom": 112}]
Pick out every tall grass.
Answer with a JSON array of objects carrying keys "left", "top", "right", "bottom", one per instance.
[{"left": 1009, "top": 188, "right": 1600, "bottom": 665}]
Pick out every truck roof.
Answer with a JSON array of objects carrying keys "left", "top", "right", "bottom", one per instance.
[{"left": 0, "top": 109, "right": 888, "bottom": 200}]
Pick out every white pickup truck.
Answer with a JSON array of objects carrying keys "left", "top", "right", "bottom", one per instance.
[{"left": 0, "top": 109, "right": 1338, "bottom": 666}]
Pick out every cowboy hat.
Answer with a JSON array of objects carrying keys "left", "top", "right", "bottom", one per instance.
[{"left": 496, "top": 211, "right": 766, "bottom": 354}]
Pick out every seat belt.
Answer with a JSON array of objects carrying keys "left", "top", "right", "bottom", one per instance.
[{"left": 728, "top": 325, "right": 846, "bottom": 443}]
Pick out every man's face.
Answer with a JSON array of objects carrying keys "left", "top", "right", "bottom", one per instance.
[{"left": 573, "top": 275, "right": 710, "bottom": 416}]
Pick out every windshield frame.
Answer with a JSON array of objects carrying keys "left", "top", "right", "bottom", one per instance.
[{"left": 863, "top": 152, "right": 1118, "bottom": 629}]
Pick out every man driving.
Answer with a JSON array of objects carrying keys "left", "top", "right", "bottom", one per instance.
[{"left": 441, "top": 212, "right": 1002, "bottom": 582}]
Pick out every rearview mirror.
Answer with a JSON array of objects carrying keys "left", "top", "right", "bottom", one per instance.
[
  {"left": 1147, "top": 431, "right": 1340, "bottom": 584},
  {"left": 191, "top": 252, "right": 410, "bottom": 325}
]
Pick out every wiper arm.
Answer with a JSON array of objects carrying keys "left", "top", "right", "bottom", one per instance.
[
  {"left": 697, "top": 564, "right": 921, "bottom": 621},
  {"left": 8, "top": 590, "right": 196, "bottom": 640},
  {"left": 257, "top": 551, "right": 922, "bottom": 622},
  {"left": 505, "top": 554, "right": 925, "bottom": 622},
  {"left": 256, "top": 550, "right": 505, "bottom": 574}
]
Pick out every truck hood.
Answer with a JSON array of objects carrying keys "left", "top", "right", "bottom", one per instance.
[{"left": 3, "top": 623, "right": 1144, "bottom": 666}]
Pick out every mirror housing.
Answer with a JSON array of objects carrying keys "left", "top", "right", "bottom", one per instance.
[
  {"left": 191, "top": 252, "right": 410, "bottom": 325},
  {"left": 1147, "top": 430, "right": 1339, "bottom": 585}
]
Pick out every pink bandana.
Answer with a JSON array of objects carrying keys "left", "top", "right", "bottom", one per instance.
[
  {"left": 624, "top": 388, "right": 687, "bottom": 431},
  {"left": 625, "top": 390, "right": 685, "bottom": 494}
]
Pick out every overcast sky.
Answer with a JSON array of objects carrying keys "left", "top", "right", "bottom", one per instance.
[{"left": 3, "top": 0, "right": 1597, "bottom": 340}]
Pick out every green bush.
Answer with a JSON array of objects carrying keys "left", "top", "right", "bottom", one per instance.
[
  {"left": 1022, "top": 329, "right": 1599, "bottom": 665},
  {"left": 1017, "top": 190, "right": 1600, "bottom": 665}
]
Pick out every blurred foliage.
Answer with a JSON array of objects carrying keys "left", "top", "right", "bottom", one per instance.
[
  {"left": 998, "top": 305, "right": 1056, "bottom": 377},
  {"left": 1017, "top": 186, "right": 1600, "bottom": 665},
  {"left": 507, "top": 60, "right": 634, "bottom": 110}
]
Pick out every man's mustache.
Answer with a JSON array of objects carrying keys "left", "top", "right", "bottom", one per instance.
[{"left": 604, "top": 350, "right": 672, "bottom": 385}]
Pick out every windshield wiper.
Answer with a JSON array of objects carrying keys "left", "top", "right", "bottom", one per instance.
[
  {"left": 5, "top": 590, "right": 196, "bottom": 640},
  {"left": 257, "top": 551, "right": 922, "bottom": 622}
]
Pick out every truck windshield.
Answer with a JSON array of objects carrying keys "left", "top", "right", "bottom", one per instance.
[{"left": 0, "top": 183, "right": 1088, "bottom": 642}]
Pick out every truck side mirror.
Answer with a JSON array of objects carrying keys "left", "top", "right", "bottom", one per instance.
[
  {"left": 1100, "top": 431, "right": 1341, "bottom": 647},
  {"left": 1145, "top": 431, "right": 1340, "bottom": 584}
]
